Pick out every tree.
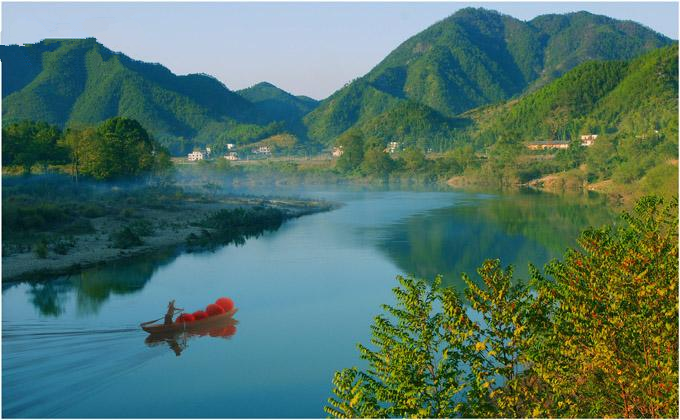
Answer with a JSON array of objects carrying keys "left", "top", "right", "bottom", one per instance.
[
  {"left": 327, "top": 196, "right": 678, "bottom": 418},
  {"left": 361, "top": 147, "right": 394, "bottom": 176},
  {"left": 326, "top": 261, "right": 536, "bottom": 418},
  {"left": 325, "top": 275, "right": 468, "bottom": 418},
  {"left": 529, "top": 196, "right": 678, "bottom": 418},
  {"left": 401, "top": 147, "right": 427, "bottom": 172},
  {"left": 60, "top": 127, "right": 97, "bottom": 183},
  {"left": 2, "top": 121, "right": 67, "bottom": 173},
  {"left": 79, "top": 117, "right": 171, "bottom": 180},
  {"left": 335, "top": 130, "right": 364, "bottom": 173}
]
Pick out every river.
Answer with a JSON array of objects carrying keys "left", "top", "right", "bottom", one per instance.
[{"left": 2, "top": 187, "right": 616, "bottom": 418}]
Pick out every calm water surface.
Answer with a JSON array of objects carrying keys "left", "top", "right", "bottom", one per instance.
[{"left": 3, "top": 188, "right": 616, "bottom": 418}]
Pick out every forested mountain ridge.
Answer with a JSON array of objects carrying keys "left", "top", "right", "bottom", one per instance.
[
  {"left": 0, "top": 9, "right": 674, "bottom": 156},
  {"left": 467, "top": 44, "right": 678, "bottom": 145},
  {"left": 304, "top": 8, "right": 672, "bottom": 144},
  {"left": 0, "top": 38, "right": 293, "bottom": 154},
  {"left": 237, "top": 81, "right": 319, "bottom": 136}
]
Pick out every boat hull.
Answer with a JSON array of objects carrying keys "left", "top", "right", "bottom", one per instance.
[{"left": 141, "top": 308, "right": 238, "bottom": 334}]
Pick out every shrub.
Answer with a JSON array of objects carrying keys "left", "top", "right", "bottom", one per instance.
[
  {"left": 52, "top": 237, "right": 76, "bottom": 255},
  {"left": 34, "top": 240, "right": 48, "bottom": 258},
  {"left": 110, "top": 227, "right": 143, "bottom": 249}
]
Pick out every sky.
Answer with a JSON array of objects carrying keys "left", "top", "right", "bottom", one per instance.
[{"left": 2, "top": 2, "right": 678, "bottom": 99}]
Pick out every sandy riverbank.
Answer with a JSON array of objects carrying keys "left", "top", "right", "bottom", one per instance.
[{"left": 2, "top": 196, "right": 334, "bottom": 281}]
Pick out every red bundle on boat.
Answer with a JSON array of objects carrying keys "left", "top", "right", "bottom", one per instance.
[
  {"left": 192, "top": 310, "right": 208, "bottom": 321},
  {"left": 175, "top": 313, "right": 195, "bottom": 323},
  {"left": 215, "top": 297, "right": 234, "bottom": 312},
  {"left": 206, "top": 303, "right": 225, "bottom": 316}
]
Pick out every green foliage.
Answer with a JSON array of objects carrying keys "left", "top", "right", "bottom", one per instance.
[
  {"left": 110, "top": 226, "right": 144, "bottom": 249},
  {"left": 326, "top": 275, "right": 467, "bottom": 418},
  {"left": 328, "top": 196, "right": 678, "bottom": 418},
  {"left": 73, "top": 117, "right": 171, "bottom": 180},
  {"left": 237, "top": 81, "right": 318, "bottom": 136},
  {"left": 33, "top": 240, "right": 48, "bottom": 259},
  {"left": 361, "top": 147, "right": 395, "bottom": 176},
  {"left": 335, "top": 131, "right": 365, "bottom": 173},
  {"left": 529, "top": 196, "right": 678, "bottom": 417},
  {"left": 2, "top": 121, "right": 68, "bottom": 173},
  {"left": 400, "top": 147, "right": 428, "bottom": 172},
  {"left": 186, "top": 207, "right": 287, "bottom": 250},
  {"left": 452, "top": 45, "right": 678, "bottom": 194}
]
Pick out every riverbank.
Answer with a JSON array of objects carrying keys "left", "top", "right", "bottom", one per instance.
[{"left": 3, "top": 191, "right": 335, "bottom": 281}]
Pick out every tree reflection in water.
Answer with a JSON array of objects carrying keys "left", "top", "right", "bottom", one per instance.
[
  {"left": 25, "top": 248, "right": 178, "bottom": 317},
  {"left": 377, "top": 191, "right": 616, "bottom": 290}
]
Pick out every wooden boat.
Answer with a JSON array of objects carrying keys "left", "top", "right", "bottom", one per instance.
[{"left": 140, "top": 308, "right": 238, "bottom": 334}]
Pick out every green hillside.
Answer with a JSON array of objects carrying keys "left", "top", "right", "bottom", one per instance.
[
  {"left": 353, "top": 101, "right": 471, "bottom": 152},
  {"left": 304, "top": 8, "right": 672, "bottom": 144},
  {"left": 237, "top": 81, "right": 318, "bottom": 136},
  {"left": 458, "top": 44, "right": 678, "bottom": 197},
  {"left": 471, "top": 44, "right": 678, "bottom": 144},
  {"left": 0, "top": 38, "right": 285, "bottom": 154}
]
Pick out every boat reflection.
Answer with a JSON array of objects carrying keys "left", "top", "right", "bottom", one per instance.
[{"left": 144, "top": 316, "right": 238, "bottom": 357}]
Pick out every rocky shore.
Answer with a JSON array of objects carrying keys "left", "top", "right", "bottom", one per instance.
[{"left": 3, "top": 196, "right": 334, "bottom": 281}]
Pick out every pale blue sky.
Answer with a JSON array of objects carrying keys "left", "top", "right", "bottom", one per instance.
[{"left": 2, "top": 2, "right": 678, "bottom": 99}]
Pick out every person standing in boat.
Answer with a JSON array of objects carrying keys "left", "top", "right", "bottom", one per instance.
[{"left": 164, "top": 300, "right": 183, "bottom": 325}]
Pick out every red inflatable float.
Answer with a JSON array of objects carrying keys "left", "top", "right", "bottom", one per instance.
[
  {"left": 192, "top": 310, "right": 208, "bottom": 321},
  {"left": 175, "top": 313, "right": 195, "bottom": 323},
  {"left": 170, "top": 297, "right": 234, "bottom": 324},
  {"left": 206, "top": 303, "right": 225, "bottom": 316},
  {"left": 215, "top": 297, "right": 234, "bottom": 312}
]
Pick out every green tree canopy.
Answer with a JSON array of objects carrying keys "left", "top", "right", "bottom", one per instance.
[
  {"left": 78, "top": 117, "right": 171, "bottom": 180},
  {"left": 2, "top": 121, "right": 67, "bottom": 173},
  {"left": 326, "top": 196, "right": 678, "bottom": 418}
]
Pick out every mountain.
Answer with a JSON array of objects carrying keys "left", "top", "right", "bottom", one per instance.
[
  {"left": 304, "top": 8, "right": 672, "bottom": 144},
  {"left": 467, "top": 44, "right": 678, "bottom": 144},
  {"left": 237, "top": 81, "right": 319, "bottom": 135},
  {"left": 0, "top": 38, "right": 284, "bottom": 154}
]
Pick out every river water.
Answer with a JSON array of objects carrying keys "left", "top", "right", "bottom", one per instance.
[{"left": 2, "top": 187, "right": 616, "bottom": 418}]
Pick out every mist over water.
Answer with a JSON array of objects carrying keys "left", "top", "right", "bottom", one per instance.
[{"left": 2, "top": 186, "right": 616, "bottom": 418}]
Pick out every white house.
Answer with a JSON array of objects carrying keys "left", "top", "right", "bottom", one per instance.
[
  {"left": 224, "top": 152, "right": 239, "bottom": 161},
  {"left": 580, "top": 134, "right": 598, "bottom": 147},
  {"left": 252, "top": 146, "right": 271, "bottom": 155},
  {"left": 384, "top": 141, "right": 400, "bottom": 154},
  {"left": 227, "top": 144, "right": 235, "bottom": 150},
  {"left": 332, "top": 146, "right": 344, "bottom": 157},
  {"left": 188, "top": 151, "right": 205, "bottom": 161}
]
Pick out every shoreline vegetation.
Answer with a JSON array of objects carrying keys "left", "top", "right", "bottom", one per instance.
[
  {"left": 326, "top": 196, "right": 678, "bottom": 418},
  {"left": 2, "top": 176, "right": 336, "bottom": 281}
]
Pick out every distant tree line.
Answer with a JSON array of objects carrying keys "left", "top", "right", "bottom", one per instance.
[{"left": 2, "top": 117, "right": 171, "bottom": 181}]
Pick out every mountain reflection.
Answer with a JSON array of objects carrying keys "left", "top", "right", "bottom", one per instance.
[{"left": 378, "top": 191, "right": 616, "bottom": 289}]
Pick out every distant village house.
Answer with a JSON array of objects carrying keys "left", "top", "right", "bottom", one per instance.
[
  {"left": 580, "top": 134, "right": 598, "bottom": 147},
  {"left": 252, "top": 146, "right": 271, "bottom": 155},
  {"left": 227, "top": 144, "right": 235, "bottom": 150},
  {"left": 188, "top": 151, "right": 205, "bottom": 161},
  {"left": 384, "top": 141, "right": 400, "bottom": 154},
  {"left": 224, "top": 152, "right": 239, "bottom": 161},
  {"left": 526, "top": 141, "right": 570, "bottom": 151},
  {"left": 332, "top": 146, "right": 344, "bottom": 157}
]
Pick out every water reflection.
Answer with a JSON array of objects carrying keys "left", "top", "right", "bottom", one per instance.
[
  {"left": 19, "top": 249, "right": 179, "bottom": 317},
  {"left": 144, "top": 317, "right": 239, "bottom": 357},
  {"left": 377, "top": 191, "right": 616, "bottom": 289}
]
